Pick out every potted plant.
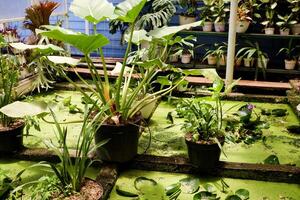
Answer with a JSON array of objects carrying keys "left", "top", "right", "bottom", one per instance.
[
  {"left": 236, "top": 0, "right": 253, "bottom": 33},
  {"left": 211, "top": 0, "right": 229, "bottom": 32},
  {"left": 237, "top": 42, "right": 268, "bottom": 69},
  {"left": 276, "top": 14, "right": 297, "bottom": 35},
  {"left": 257, "top": 0, "right": 278, "bottom": 35},
  {"left": 176, "top": 69, "right": 238, "bottom": 171},
  {"left": 203, "top": 43, "right": 227, "bottom": 67},
  {"left": 287, "top": 0, "right": 300, "bottom": 35},
  {"left": 38, "top": 0, "right": 203, "bottom": 162},
  {"left": 277, "top": 39, "right": 299, "bottom": 70},
  {"left": 0, "top": 27, "right": 20, "bottom": 43},
  {"left": 179, "top": 0, "right": 198, "bottom": 25},
  {"left": 198, "top": 0, "right": 214, "bottom": 32}
]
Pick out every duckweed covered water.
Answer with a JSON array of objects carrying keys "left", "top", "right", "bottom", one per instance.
[
  {"left": 24, "top": 90, "right": 300, "bottom": 166},
  {"left": 109, "top": 169, "right": 300, "bottom": 200}
]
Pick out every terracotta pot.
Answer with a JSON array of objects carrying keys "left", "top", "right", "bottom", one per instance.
[
  {"left": 181, "top": 54, "right": 192, "bottom": 64},
  {"left": 218, "top": 55, "right": 226, "bottom": 66},
  {"left": 169, "top": 54, "right": 179, "bottom": 63},
  {"left": 280, "top": 28, "right": 290, "bottom": 36},
  {"left": 284, "top": 59, "right": 296, "bottom": 70},
  {"left": 264, "top": 27, "right": 275, "bottom": 35},
  {"left": 95, "top": 122, "right": 140, "bottom": 163},
  {"left": 243, "top": 58, "right": 254, "bottom": 67},
  {"left": 202, "top": 21, "right": 213, "bottom": 32},
  {"left": 214, "top": 22, "right": 226, "bottom": 32},
  {"left": 0, "top": 120, "right": 24, "bottom": 153},
  {"left": 236, "top": 20, "right": 250, "bottom": 33},
  {"left": 257, "top": 58, "right": 269, "bottom": 69},
  {"left": 291, "top": 23, "right": 300, "bottom": 35},
  {"left": 179, "top": 15, "right": 196, "bottom": 26},
  {"left": 207, "top": 55, "right": 217, "bottom": 65}
]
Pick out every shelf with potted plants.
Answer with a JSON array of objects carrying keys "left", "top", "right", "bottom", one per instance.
[{"left": 173, "top": 0, "right": 300, "bottom": 79}]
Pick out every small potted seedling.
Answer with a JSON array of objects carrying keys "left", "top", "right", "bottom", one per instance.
[
  {"left": 198, "top": 0, "right": 214, "bottom": 32},
  {"left": 179, "top": 0, "right": 197, "bottom": 25},
  {"left": 211, "top": 0, "right": 229, "bottom": 32},
  {"left": 176, "top": 70, "right": 238, "bottom": 171},
  {"left": 203, "top": 43, "right": 227, "bottom": 67},
  {"left": 236, "top": 1, "right": 253, "bottom": 33},
  {"left": 276, "top": 14, "right": 297, "bottom": 35},
  {"left": 287, "top": 0, "right": 300, "bottom": 35},
  {"left": 277, "top": 39, "right": 299, "bottom": 70},
  {"left": 181, "top": 48, "right": 193, "bottom": 64},
  {"left": 257, "top": 0, "right": 277, "bottom": 34}
]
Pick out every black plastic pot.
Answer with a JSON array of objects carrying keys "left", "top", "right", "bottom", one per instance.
[
  {"left": 185, "top": 138, "right": 222, "bottom": 172},
  {"left": 0, "top": 121, "right": 24, "bottom": 153},
  {"left": 94, "top": 123, "right": 140, "bottom": 163}
]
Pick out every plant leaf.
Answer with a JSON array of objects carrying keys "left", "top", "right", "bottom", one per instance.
[
  {"left": 0, "top": 101, "right": 48, "bottom": 118},
  {"left": 38, "top": 26, "right": 109, "bottom": 54},
  {"left": 115, "top": 0, "right": 147, "bottom": 23},
  {"left": 10, "top": 42, "right": 64, "bottom": 52},
  {"left": 225, "top": 195, "right": 242, "bottom": 200},
  {"left": 70, "top": 0, "right": 117, "bottom": 24},
  {"left": 47, "top": 56, "right": 80, "bottom": 66},
  {"left": 115, "top": 185, "right": 138, "bottom": 197},
  {"left": 263, "top": 155, "right": 280, "bottom": 165},
  {"left": 235, "top": 189, "right": 250, "bottom": 200},
  {"left": 179, "top": 177, "right": 200, "bottom": 194}
]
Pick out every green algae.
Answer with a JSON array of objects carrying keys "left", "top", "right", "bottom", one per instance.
[
  {"left": 109, "top": 169, "right": 300, "bottom": 200},
  {"left": 24, "top": 90, "right": 300, "bottom": 166}
]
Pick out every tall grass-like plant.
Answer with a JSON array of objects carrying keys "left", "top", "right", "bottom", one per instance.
[
  {"left": 0, "top": 35, "right": 19, "bottom": 127},
  {"left": 44, "top": 105, "right": 108, "bottom": 196},
  {"left": 38, "top": 0, "right": 203, "bottom": 125}
]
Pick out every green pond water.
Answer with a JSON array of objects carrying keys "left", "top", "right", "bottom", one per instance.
[
  {"left": 109, "top": 169, "right": 300, "bottom": 200},
  {"left": 23, "top": 90, "right": 300, "bottom": 166}
]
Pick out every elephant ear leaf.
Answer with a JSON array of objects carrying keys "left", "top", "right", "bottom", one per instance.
[
  {"left": 70, "top": 0, "right": 117, "bottom": 24},
  {"left": 38, "top": 26, "right": 109, "bottom": 54},
  {"left": 115, "top": 0, "right": 147, "bottom": 23},
  {"left": 0, "top": 101, "right": 48, "bottom": 118}
]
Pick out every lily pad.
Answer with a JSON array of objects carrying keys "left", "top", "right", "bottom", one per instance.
[
  {"left": 165, "top": 182, "right": 181, "bottom": 196},
  {"left": 193, "top": 191, "right": 219, "bottom": 200},
  {"left": 134, "top": 177, "right": 157, "bottom": 191},
  {"left": 180, "top": 177, "right": 200, "bottom": 194},
  {"left": 203, "top": 183, "right": 216, "bottom": 193},
  {"left": 225, "top": 195, "right": 242, "bottom": 200},
  {"left": 263, "top": 155, "right": 280, "bottom": 165},
  {"left": 115, "top": 185, "right": 138, "bottom": 197},
  {"left": 271, "top": 109, "right": 287, "bottom": 117},
  {"left": 235, "top": 189, "right": 250, "bottom": 200}
]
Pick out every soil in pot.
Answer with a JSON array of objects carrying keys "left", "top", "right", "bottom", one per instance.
[
  {"left": 53, "top": 179, "right": 103, "bottom": 200},
  {"left": 0, "top": 120, "right": 24, "bottom": 153},
  {"left": 185, "top": 133, "right": 223, "bottom": 172},
  {"left": 284, "top": 59, "right": 297, "bottom": 70},
  {"left": 95, "top": 120, "right": 141, "bottom": 163}
]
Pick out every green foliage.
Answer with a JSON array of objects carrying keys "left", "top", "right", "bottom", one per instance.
[
  {"left": 179, "top": 0, "right": 198, "bottom": 16},
  {"left": 211, "top": 0, "right": 230, "bottom": 23},
  {"left": 0, "top": 52, "right": 19, "bottom": 127},
  {"left": 277, "top": 39, "right": 299, "bottom": 60},
  {"left": 263, "top": 155, "right": 280, "bottom": 165},
  {"left": 276, "top": 14, "right": 297, "bottom": 30},
  {"left": 42, "top": 106, "right": 108, "bottom": 196},
  {"left": 203, "top": 43, "right": 227, "bottom": 67},
  {"left": 28, "top": 176, "right": 60, "bottom": 200},
  {"left": 198, "top": 0, "right": 215, "bottom": 22}
]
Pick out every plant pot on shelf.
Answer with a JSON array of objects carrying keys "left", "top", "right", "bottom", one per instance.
[
  {"left": 207, "top": 55, "right": 217, "bottom": 65},
  {"left": 264, "top": 27, "right": 275, "bottom": 35},
  {"left": 0, "top": 120, "right": 24, "bottom": 153},
  {"left": 185, "top": 134, "right": 223, "bottom": 171},
  {"left": 257, "top": 57, "right": 269, "bottom": 69},
  {"left": 181, "top": 54, "right": 192, "bottom": 64},
  {"left": 214, "top": 22, "right": 226, "bottom": 32},
  {"left": 202, "top": 21, "right": 213, "bottom": 32},
  {"left": 284, "top": 59, "right": 297, "bottom": 70},
  {"left": 280, "top": 28, "right": 290, "bottom": 35},
  {"left": 179, "top": 15, "right": 196, "bottom": 26},
  {"left": 218, "top": 55, "right": 226, "bottom": 66},
  {"left": 236, "top": 20, "right": 250, "bottom": 33},
  {"left": 291, "top": 23, "right": 300, "bottom": 35},
  {"left": 235, "top": 57, "right": 242, "bottom": 67},
  {"left": 169, "top": 54, "right": 179, "bottom": 63},
  {"left": 95, "top": 122, "right": 140, "bottom": 163},
  {"left": 243, "top": 58, "right": 254, "bottom": 67}
]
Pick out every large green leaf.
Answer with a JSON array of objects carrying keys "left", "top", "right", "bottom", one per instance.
[
  {"left": 125, "top": 29, "right": 152, "bottom": 44},
  {"left": 263, "top": 155, "right": 280, "bottom": 165},
  {"left": 115, "top": 0, "right": 147, "bottom": 23},
  {"left": 235, "top": 189, "right": 250, "bottom": 200},
  {"left": 9, "top": 42, "right": 64, "bottom": 52},
  {"left": 47, "top": 56, "right": 80, "bottom": 66},
  {"left": 38, "top": 26, "right": 110, "bottom": 54},
  {"left": 70, "top": 0, "right": 117, "bottom": 24},
  {"left": 148, "top": 21, "right": 202, "bottom": 39},
  {"left": 0, "top": 101, "right": 48, "bottom": 118},
  {"left": 179, "top": 177, "right": 200, "bottom": 194}
]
